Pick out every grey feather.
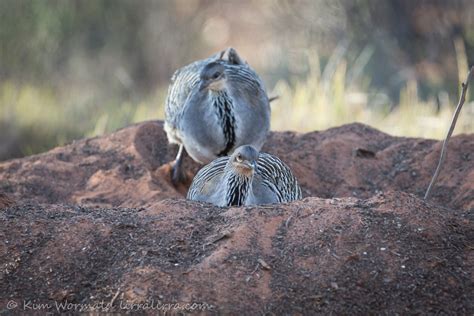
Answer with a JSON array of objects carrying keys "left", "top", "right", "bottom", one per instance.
[
  {"left": 164, "top": 48, "right": 270, "bottom": 164},
  {"left": 187, "top": 145, "right": 302, "bottom": 207}
]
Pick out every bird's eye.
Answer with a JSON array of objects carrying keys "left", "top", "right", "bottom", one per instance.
[
  {"left": 236, "top": 154, "right": 243, "bottom": 162},
  {"left": 212, "top": 72, "right": 221, "bottom": 79}
]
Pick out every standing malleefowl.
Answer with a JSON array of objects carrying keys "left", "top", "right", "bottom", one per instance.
[
  {"left": 164, "top": 48, "right": 271, "bottom": 185},
  {"left": 187, "top": 145, "right": 302, "bottom": 207}
]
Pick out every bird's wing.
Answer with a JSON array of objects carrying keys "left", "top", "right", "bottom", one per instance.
[
  {"left": 187, "top": 157, "right": 229, "bottom": 200},
  {"left": 224, "top": 63, "right": 270, "bottom": 109},
  {"left": 165, "top": 61, "right": 203, "bottom": 123},
  {"left": 256, "top": 153, "right": 302, "bottom": 202}
]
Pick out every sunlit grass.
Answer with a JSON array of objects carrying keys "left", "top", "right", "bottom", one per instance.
[
  {"left": 0, "top": 59, "right": 473, "bottom": 160},
  {"left": 0, "top": 82, "right": 166, "bottom": 158},
  {"left": 270, "top": 56, "right": 473, "bottom": 139}
]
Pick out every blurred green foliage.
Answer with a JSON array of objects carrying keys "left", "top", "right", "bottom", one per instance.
[{"left": 0, "top": 0, "right": 473, "bottom": 160}]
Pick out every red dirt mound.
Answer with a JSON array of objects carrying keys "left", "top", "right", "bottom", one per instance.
[
  {"left": 0, "top": 121, "right": 473, "bottom": 211},
  {"left": 0, "top": 121, "right": 472, "bottom": 314}
]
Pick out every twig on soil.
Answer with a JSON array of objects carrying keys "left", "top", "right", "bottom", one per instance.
[
  {"left": 257, "top": 258, "right": 272, "bottom": 270},
  {"left": 285, "top": 207, "right": 302, "bottom": 229},
  {"left": 207, "top": 230, "right": 233, "bottom": 245},
  {"left": 246, "top": 263, "right": 260, "bottom": 282},
  {"left": 424, "top": 66, "right": 473, "bottom": 200}
]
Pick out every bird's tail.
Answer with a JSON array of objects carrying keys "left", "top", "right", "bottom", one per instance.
[
  {"left": 219, "top": 47, "right": 246, "bottom": 65},
  {"left": 268, "top": 95, "right": 279, "bottom": 103}
]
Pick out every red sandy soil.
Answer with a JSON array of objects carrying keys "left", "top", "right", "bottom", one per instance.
[{"left": 0, "top": 121, "right": 472, "bottom": 314}]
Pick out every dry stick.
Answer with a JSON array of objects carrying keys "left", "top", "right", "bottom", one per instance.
[{"left": 424, "top": 66, "right": 473, "bottom": 200}]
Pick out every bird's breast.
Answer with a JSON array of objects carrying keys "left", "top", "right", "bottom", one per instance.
[{"left": 180, "top": 94, "right": 230, "bottom": 162}]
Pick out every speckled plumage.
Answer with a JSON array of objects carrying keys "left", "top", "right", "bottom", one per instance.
[
  {"left": 187, "top": 145, "right": 302, "bottom": 207},
  {"left": 164, "top": 48, "right": 270, "bottom": 165}
]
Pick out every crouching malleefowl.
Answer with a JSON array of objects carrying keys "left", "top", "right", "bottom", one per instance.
[
  {"left": 187, "top": 145, "right": 302, "bottom": 207},
  {"left": 164, "top": 48, "right": 271, "bottom": 185}
]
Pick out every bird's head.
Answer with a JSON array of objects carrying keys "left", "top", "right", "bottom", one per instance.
[
  {"left": 229, "top": 145, "right": 259, "bottom": 177},
  {"left": 199, "top": 62, "right": 226, "bottom": 92}
]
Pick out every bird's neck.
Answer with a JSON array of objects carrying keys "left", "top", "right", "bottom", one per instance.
[
  {"left": 208, "top": 89, "right": 228, "bottom": 99},
  {"left": 223, "top": 169, "right": 253, "bottom": 207},
  {"left": 210, "top": 91, "right": 236, "bottom": 157}
]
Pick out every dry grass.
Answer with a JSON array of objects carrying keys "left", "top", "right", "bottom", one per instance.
[
  {"left": 270, "top": 55, "right": 473, "bottom": 138},
  {"left": 0, "top": 57, "right": 472, "bottom": 158}
]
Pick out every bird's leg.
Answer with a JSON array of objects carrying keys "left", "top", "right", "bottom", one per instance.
[{"left": 171, "top": 144, "right": 187, "bottom": 185}]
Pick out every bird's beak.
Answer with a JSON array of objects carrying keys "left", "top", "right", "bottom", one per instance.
[
  {"left": 246, "top": 161, "right": 257, "bottom": 170},
  {"left": 199, "top": 81, "right": 209, "bottom": 91},
  {"left": 251, "top": 161, "right": 257, "bottom": 170}
]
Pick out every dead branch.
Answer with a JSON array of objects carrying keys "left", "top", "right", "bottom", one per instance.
[{"left": 424, "top": 66, "right": 473, "bottom": 200}]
